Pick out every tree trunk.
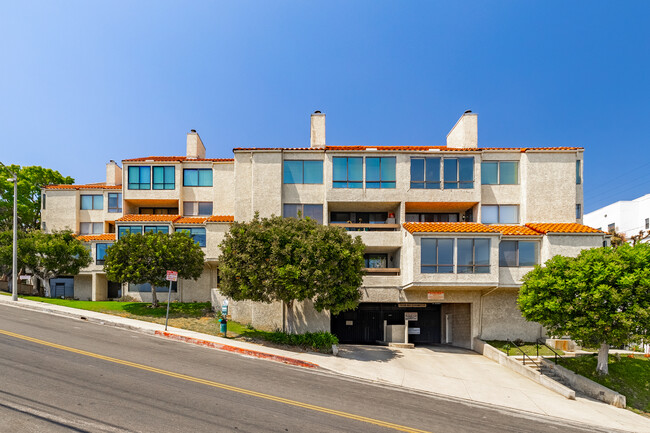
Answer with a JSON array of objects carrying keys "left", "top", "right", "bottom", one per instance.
[
  {"left": 36, "top": 276, "right": 50, "bottom": 298},
  {"left": 150, "top": 284, "right": 159, "bottom": 308},
  {"left": 596, "top": 343, "right": 609, "bottom": 375}
]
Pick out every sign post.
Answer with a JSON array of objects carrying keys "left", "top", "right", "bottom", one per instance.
[{"left": 164, "top": 270, "right": 178, "bottom": 331}]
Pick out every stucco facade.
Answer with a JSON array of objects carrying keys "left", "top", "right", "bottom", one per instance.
[{"left": 41, "top": 111, "right": 607, "bottom": 348}]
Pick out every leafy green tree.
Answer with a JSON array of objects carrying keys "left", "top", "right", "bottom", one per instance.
[
  {"left": 0, "top": 230, "right": 28, "bottom": 278},
  {"left": 0, "top": 164, "right": 74, "bottom": 231},
  {"left": 104, "top": 231, "right": 205, "bottom": 308},
  {"left": 518, "top": 243, "right": 650, "bottom": 375},
  {"left": 218, "top": 214, "right": 365, "bottom": 326},
  {"left": 19, "top": 230, "right": 92, "bottom": 296}
]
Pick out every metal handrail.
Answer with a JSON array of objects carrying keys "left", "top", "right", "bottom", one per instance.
[
  {"left": 506, "top": 339, "right": 540, "bottom": 369},
  {"left": 536, "top": 338, "right": 565, "bottom": 365}
]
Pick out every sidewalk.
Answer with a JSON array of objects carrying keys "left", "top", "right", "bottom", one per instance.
[{"left": 1, "top": 295, "right": 648, "bottom": 432}]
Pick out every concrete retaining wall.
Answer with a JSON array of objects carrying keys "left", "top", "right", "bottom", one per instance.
[
  {"left": 474, "top": 339, "right": 575, "bottom": 400},
  {"left": 540, "top": 358, "right": 626, "bottom": 408}
]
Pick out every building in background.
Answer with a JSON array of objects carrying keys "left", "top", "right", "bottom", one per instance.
[
  {"left": 584, "top": 194, "right": 650, "bottom": 243},
  {"left": 41, "top": 112, "right": 607, "bottom": 349}
]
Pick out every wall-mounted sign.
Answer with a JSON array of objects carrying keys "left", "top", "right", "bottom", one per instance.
[
  {"left": 19, "top": 275, "right": 31, "bottom": 280},
  {"left": 404, "top": 312, "right": 418, "bottom": 321},
  {"left": 346, "top": 321, "right": 353, "bottom": 326},
  {"left": 428, "top": 291, "right": 444, "bottom": 301},
  {"left": 408, "top": 328, "right": 421, "bottom": 335},
  {"left": 398, "top": 303, "right": 427, "bottom": 308}
]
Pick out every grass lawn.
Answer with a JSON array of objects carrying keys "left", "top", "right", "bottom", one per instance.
[
  {"left": 14, "top": 295, "right": 336, "bottom": 352},
  {"left": 559, "top": 354, "right": 650, "bottom": 415},
  {"left": 487, "top": 340, "right": 564, "bottom": 357}
]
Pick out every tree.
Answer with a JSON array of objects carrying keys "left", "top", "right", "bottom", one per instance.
[
  {"left": 104, "top": 231, "right": 205, "bottom": 307},
  {"left": 19, "top": 230, "right": 92, "bottom": 297},
  {"left": 0, "top": 164, "right": 74, "bottom": 232},
  {"left": 0, "top": 230, "right": 28, "bottom": 278},
  {"left": 218, "top": 214, "right": 365, "bottom": 325},
  {"left": 518, "top": 243, "right": 650, "bottom": 375}
]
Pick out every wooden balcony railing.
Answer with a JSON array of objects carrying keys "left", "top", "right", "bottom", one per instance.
[{"left": 364, "top": 267, "right": 400, "bottom": 275}]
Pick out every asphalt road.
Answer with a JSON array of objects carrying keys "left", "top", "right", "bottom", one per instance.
[{"left": 0, "top": 304, "right": 601, "bottom": 433}]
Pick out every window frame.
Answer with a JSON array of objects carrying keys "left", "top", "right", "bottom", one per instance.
[
  {"left": 365, "top": 157, "right": 396, "bottom": 189},
  {"left": 576, "top": 160, "right": 582, "bottom": 185},
  {"left": 144, "top": 225, "right": 169, "bottom": 234},
  {"left": 183, "top": 201, "right": 213, "bottom": 216},
  {"left": 481, "top": 205, "right": 519, "bottom": 224},
  {"left": 127, "top": 166, "right": 151, "bottom": 190},
  {"left": 499, "top": 240, "right": 538, "bottom": 267},
  {"left": 283, "top": 160, "right": 323, "bottom": 184},
  {"left": 457, "top": 238, "right": 491, "bottom": 274},
  {"left": 152, "top": 166, "right": 175, "bottom": 190},
  {"left": 481, "top": 161, "right": 519, "bottom": 185},
  {"left": 183, "top": 168, "right": 213, "bottom": 187},
  {"left": 283, "top": 204, "right": 324, "bottom": 224},
  {"left": 410, "top": 157, "right": 441, "bottom": 189},
  {"left": 364, "top": 253, "right": 388, "bottom": 269},
  {"left": 443, "top": 157, "right": 474, "bottom": 189},
  {"left": 108, "top": 193, "right": 122, "bottom": 213},
  {"left": 177, "top": 227, "right": 206, "bottom": 247},
  {"left": 96, "top": 243, "right": 112, "bottom": 265},
  {"left": 576, "top": 203, "right": 581, "bottom": 219},
  {"left": 118, "top": 225, "right": 143, "bottom": 239},
  {"left": 332, "top": 157, "right": 363, "bottom": 189},
  {"left": 421, "top": 238, "right": 455, "bottom": 274},
  {"left": 80, "top": 194, "right": 103, "bottom": 210}
]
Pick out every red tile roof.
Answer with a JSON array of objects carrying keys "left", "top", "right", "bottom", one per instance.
[
  {"left": 45, "top": 184, "right": 123, "bottom": 190},
  {"left": 233, "top": 145, "right": 583, "bottom": 153},
  {"left": 77, "top": 234, "right": 116, "bottom": 242},
  {"left": 525, "top": 223, "right": 605, "bottom": 234},
  {"left": 117, "top": 214, "right": 180, "bottom": 222},
  {"left": 206, "top": 215, "right": 235, "bottom": 223},
  {"left": 122, "top": 156, "right": 233, "bottom": 162},
  {"left": 402, "top": 222, "right": 498, "bottom": 234},
  {"left": 175, "top": 217, "right": 208, "bottom": 224},
  {"left": 489, "top": 225, "right": 542, "bottom": 236}
]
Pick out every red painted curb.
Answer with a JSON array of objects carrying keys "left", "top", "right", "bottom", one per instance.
[{"left": 155, "top": 331, "right": 319, "bottom": 369}]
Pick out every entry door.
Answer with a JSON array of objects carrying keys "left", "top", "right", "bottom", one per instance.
[{"left": 407, "top": 304, "right": 441, "bottom": 344}]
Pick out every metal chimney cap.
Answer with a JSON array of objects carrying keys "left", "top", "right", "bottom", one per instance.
[
  {"left": 313, "top": 110, "right": 321, "bottom": 114},
  {"left": 190, "top": 129, "right": 197, "bottom": 133},
  {"left": 464, "top": 110, "right": 472, "bottom": 114}
]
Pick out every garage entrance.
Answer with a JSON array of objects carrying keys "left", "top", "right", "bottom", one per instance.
[{"left": 331, "top": 303, "right": 441, "bottom": 345}]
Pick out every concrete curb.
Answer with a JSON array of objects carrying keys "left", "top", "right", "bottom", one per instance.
[
  {"left": 155, "top": 331, "right": 319, "bottom": 368},
  {"left": 541, "top": 358, "right": 626, "bottom": 408},
  {"left": 0, "top": 297, "right": 319, "bottom": 370}
]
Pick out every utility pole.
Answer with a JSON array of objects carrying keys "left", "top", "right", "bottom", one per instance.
[{"left": 1, "top": 162, "right": 18, "bottom": 301}]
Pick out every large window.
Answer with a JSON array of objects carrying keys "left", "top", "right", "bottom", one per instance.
[
  {"left": 128, "top": 166, "right": 151, "bottom": 190},
  {"left": 576, "top": 160, "right": 581, "bottom": 185},
  {"left": 284, "top": 204, "right": 323, "bottom": 224},
  {"left": 178, "top": 227, "right": 206, "bottom": 247},
  {"left": 481, "top": 205, "right": 519, "bottom": 224},
  {"left": 144, "top": 225, "right": 169, "bottom": 234},
  {"left": 333, "top": 157, "right": 363, "bottom": 188},
  {"left": 96, "top": 243, "right": 112, "bottom": 265},
  {"left": 108, "top": 193, "right": 122, "bottom": 213},
  {"left": 80, "top": 222, "right": 103, "bottom": 235},
  {"left": 499, "top": 241, "right": 537, "bottom": 267},
  {"left": 410, "top": 157, "right": 440, "bottom": 189},
  {"left": 118, "top": 225, "right": 143, "bottom": 238},
  {"left": 81, "top": 195, "right": 103, "bottom": 210},
  {"left": 366, "top": 157, "right": 396, "bottom": 188},
  {"left": 443, "top": 157, "right": 474, "bottom": 189},
  {"left": 152, "top": 166, "right": 175, "bottom": 190},
  {"left": 183, "top": 169, "right": 213, "bottom": 187},
  {"left": 457, "top": 239, "right": 491, "bottom": 273},
  {"left": 421, "top": 238, "right": 454, "bottom": 274},
  {"left": 283, "top": 160, "right": 323, "bottom": 184},
  {"left": 183, "top": 201, "right": 213, "bottom": 216},
  {"left": 481, "top": 161, "right": 518, "bottom": 185},
  {"left": 330, "top": 212, "right": 388, "bottom": 224}
]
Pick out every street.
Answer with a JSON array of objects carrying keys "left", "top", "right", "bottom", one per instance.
[{"left": 0, "top": 305, "right": 599, "bottom": 433}]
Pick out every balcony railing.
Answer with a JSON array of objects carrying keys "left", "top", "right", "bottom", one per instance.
[
  {"left": 330, "top": 223, "right": 400, "bottom": 232},
  {"left": 364, "top": 267, "right": 400, "bottom": 276}
]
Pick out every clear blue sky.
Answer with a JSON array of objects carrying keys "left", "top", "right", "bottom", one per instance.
[{"left": 1, "top": 1, "right": 648, "bottom": 212}]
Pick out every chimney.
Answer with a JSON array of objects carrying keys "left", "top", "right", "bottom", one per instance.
[
  {"left": 106, "top": 160, "right": 122, "bottom": 186},
  {"left": 186, "top": 129, "right": 206, "bottom": 159},
  {"left": 310, "top": 111, "right": 326, "bottom": 148},
  {"left": 446, "top": 111, "right": 478, "bottom": 149}
]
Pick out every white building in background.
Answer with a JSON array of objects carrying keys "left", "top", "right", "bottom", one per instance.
[{"left": 584, "top": 194, "right": 650, "bottom": 241}]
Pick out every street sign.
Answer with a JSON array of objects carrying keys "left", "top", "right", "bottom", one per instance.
[
  {"left": 19, "top": 275, "right": 31, "bottom": 280},
  {"left": 166, "top": 270, "right": 178, "bottom": 281}
]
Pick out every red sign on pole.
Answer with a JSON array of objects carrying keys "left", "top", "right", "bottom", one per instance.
[{"left": 166, "top": 270, "right": 178, "bottom": 282}]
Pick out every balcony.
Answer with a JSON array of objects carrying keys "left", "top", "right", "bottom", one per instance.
[
  {"left": 330, "top": 223, "right": 400, "bottom": 232},
  {"left": 364, "top": 267, "right": 400, "bottom": 276}
]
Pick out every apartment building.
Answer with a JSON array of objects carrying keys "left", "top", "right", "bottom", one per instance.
[
  {"left": 41, "top": 112, "right": 607, "bottom": 349},
  {"left": 584, "top": 193, "right": 650, "bottom": 243}
]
